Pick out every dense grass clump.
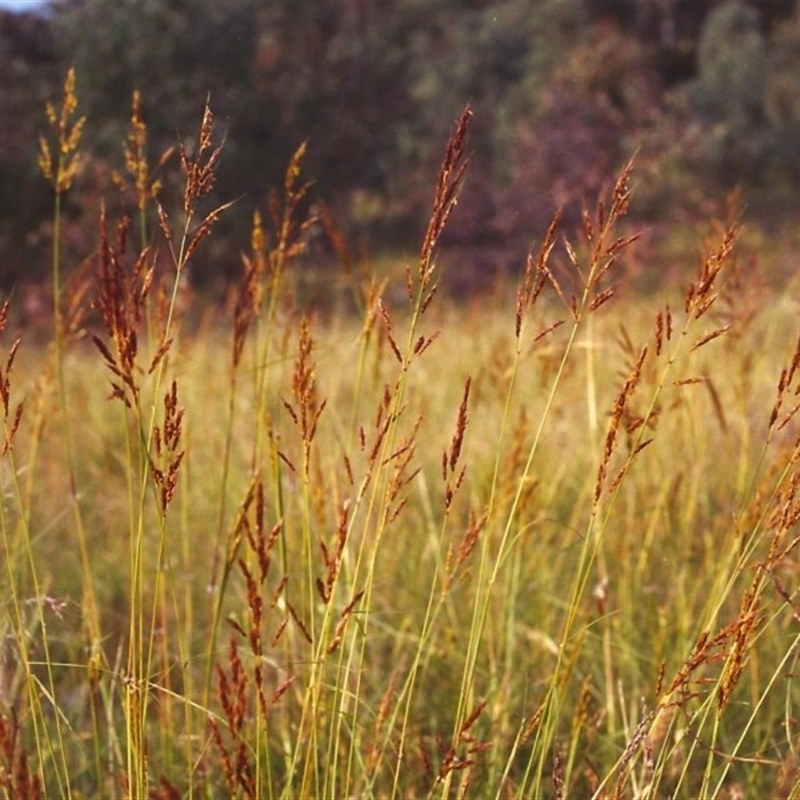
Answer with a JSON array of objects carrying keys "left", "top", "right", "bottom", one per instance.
[{"left": 1, "top": 73, "right": 800, "bottom": 799}]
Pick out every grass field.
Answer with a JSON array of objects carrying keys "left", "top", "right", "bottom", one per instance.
[{"left": 2, "top": 77, "right": 800, "bottom": 799}]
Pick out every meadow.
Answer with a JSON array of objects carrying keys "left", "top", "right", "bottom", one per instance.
[{"left": 2, "top": 73, "right": 800, "bottom": 799}]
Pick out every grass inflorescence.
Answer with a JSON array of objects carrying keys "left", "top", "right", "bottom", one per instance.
[{"left": 0, "top": 75, "right": 799, "bottom": 799}]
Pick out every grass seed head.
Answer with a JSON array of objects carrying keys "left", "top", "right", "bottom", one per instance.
[
  {"left": 420, "top": 105, "right": 472, "bottom": 289},
  {"left": 39, "top": 67, "right": 85, "bottom": 194}
]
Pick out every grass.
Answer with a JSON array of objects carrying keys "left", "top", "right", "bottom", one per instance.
[{"left": 0, "top": 75, "right": 799, "bottom": 798}]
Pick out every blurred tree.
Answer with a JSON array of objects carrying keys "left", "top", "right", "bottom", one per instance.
[
  {"left": 509, "top": 30, "right": 652, "bottom": 249},
  {"left": 692, "top": 1, "right": 766, "bottom": 126},
  {"left": 400, "top": 0, "right": 594, "bottom": 249},
  {"left": 767, "top": 5, "right": 800, "bottom": 149},
  {"left": 680, "top": 0, "right": 771, "bottom": 184},
  {"left": 457, "top": 4, "right": 659, "bottom": 256},
  {"left": 51, "top": 0, "right": 264, "bottom": 286},
  {"left": 53, "top": 0, "right": 259, "bottom": 153},
  {"left": 4, "top": 0, "right": 800, "bottom": 295},
  {"left": 582, "top": 0, "right": 795, "bottom": 88},
  {"left": 758, "top": 1, "right": 800, "bottom": 215},
  {"left": 250, "top": 0, "right": 420, "bottom": 240},
  {"left": 0, "top": 8, "right": 60, "bottom": 287}
]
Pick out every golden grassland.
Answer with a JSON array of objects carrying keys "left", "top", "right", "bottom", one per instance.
[{"left": 1, "top": 73, "right": 800, "bottom": 799}]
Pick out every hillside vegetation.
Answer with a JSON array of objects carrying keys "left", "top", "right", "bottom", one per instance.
[
  {"left": 3, "top": 0, "right": 800, "bottom": 291},
  {"left": 0, "top": 69, "right": 799, "bottom": 798}
]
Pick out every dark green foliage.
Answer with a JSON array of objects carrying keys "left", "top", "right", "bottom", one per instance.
[
  {"left": 692, "top": 0, "right": 767, "bottom": 126},
  {"left": 764, "top": 9, "right": 800, "bottom": 204},
  {"left": 661, "top": 0, "right": 800, "bottom": 219},
  {"left": 684, "top": 1, "right": 770, "bottom": 181},
  {"left": 3, "top": 0, "right": 800, "bottom": 290},
  {"left": 0, "top": 10, "right": 60, "bottom": 282}
]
